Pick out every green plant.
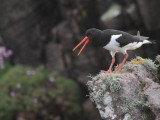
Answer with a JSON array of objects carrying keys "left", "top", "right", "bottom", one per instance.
[{"left": 0, "top": 64, "right": 81, "bottom": 120}]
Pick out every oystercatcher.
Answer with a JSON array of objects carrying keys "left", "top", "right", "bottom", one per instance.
[{"left": 73, "top": 28, "right": 153, "bottom": 74}]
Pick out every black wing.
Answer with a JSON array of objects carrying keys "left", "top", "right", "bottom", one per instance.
[{"left": 103, "top": 29, "right": 142, "bottom": 47}]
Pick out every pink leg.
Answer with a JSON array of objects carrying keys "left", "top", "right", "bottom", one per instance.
[
  {"left": 114, "top": 53, "right": 128, "bottom": 72},
  {"left": 101, "top": 56, "right": 115, "bottom": 74}
]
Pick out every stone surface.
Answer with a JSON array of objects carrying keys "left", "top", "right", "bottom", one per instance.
[
  {"left": 45, "top": 42, "right": 65, "bottom": 75},
  {"left": 135, "top": 0, "right": 160, "bottom": 31},
  {"left": 87, "top": 57, "right": 160, "bottom": 120},
  {"left": 82, "top": 99, "right": 101, "bottom": 120},
  {"left": 0, "top": 0, "right": 60, "bottom": 66}
]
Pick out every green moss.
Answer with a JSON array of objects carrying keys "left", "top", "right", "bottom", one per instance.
[
  {"left": 156, "top": 55, "right": 160, "bottom": 64},
  {"left": 120, "top": 104, "right": 132, "bottom": 114},
  {"left": 105, "top": 73, "right": 121, "bottom": 92},
  {"left": 0, "top": 62, "right": 12, "bottom": 77},
  {"left": 142, "top": 59, "right": 159, "bottom": 76},
  {"left": 133, "top": 94, "right": 148, "bottom": 111},
  {"left": 131, "top": 56, "right": 159, "bottom": 74},
  {"left": 142, "top": 114, "right": 148, "bottom": 120},
  {"left": 87, "top": 73, "right": 121, "bottom": 104},
  {"left": 0, "top": 64, "right": 81, "bottom": 120},
  {"left": 50, "top": 73, "right": 81, "bottom": 117},
  {"left": 128, "top": 56, "right": 159, "bottom": 82},
  {"left": 120, "top": 92, "right": 148, "bottom": 115}
]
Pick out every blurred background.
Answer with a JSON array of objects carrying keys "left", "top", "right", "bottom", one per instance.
[{"left": 0, "top": 0, "right": 160, "bottom": 120}]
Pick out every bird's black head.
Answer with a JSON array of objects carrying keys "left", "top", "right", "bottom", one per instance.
[
  {"left": 85, "top": 28, "right": 101, "bottom": 43},
  {"left": 73, "top": 28, "right": 102, "bottom": 56},
  {"left": 85, "top": 28, "right": 98, "bottom": 36},
  {"left": 85, "top": 28, "right": 102, "bottom": 47}
]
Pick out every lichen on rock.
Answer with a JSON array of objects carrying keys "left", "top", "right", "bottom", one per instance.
[
  {"left": 156, "top": 55, "right": 160, "bottom": 64},
  {"left": 87, "top": 56, "right": 160, "bottom": 120}
]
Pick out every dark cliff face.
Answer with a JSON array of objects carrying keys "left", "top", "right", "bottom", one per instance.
[
  {"left": 0, "top": 0, "right": 160, "bottom": 120},
  {"left": 0, "top": 0, "right": 61, "bottom": 66},
  {"left": 0, "top": 0, "right": 160, "bottom": 67}
]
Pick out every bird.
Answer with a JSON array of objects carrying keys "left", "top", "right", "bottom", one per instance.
[{"left": 73, "top": 28, "right": 153, "bottom": 74}]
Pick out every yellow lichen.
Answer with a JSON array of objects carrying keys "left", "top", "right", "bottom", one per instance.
[
  {"left": 113, "top": 75, "right": 116, "bottom": 78},
  {"left": 131, "top": 59, "right": 146, "bottom": 65},
  {"left": 114, "top": 71, "right": 119, "bottom": 74}
]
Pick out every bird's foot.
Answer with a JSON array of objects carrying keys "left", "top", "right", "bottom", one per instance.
[
  {"left": 114, "top": 53, "right": 128, "bottom": 73},
  {"left": 101, "top": 70, "right": 112, "bottom": 74},
  {"left": 113, "top": 66, "right": 122, "bottom": 73}
]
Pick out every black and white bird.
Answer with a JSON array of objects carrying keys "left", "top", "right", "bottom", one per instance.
[{"left": 73, "top": 28, "right": 153, "bottom": 74}]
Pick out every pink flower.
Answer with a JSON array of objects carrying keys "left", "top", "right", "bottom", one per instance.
[
  {"left": 26, "top": 70, "right": 31, "bottom": 75},
  {"left": 16, "top": 83, "right": 21, "bottom": 88},
  {"left": 4, "top": 50, "right": 13, "bottom": 57},
  {"left": 10, "top": 91, "right": 15, "bottom": 97},
  {"left": 0, "top": 46, "right": 13, "bottom": 69},
  {"left": 31, "top": 71, "right": 36, "bottom": 75},
  {"left": 26, "top": 70, "right": 36, "bottom": 75},
  {"left": 33, "top": 98, "right": 38, "bottom": 103},
  {"left": 49, "top": 77, "right": 55, "bottom": 82}
]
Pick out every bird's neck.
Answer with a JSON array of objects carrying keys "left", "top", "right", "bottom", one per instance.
[
  {"left": 91, "top": 31, "right": 110, "bottom": 47},
  {"left": 89, "top": 30, "right": 101, "bottom": 47}
]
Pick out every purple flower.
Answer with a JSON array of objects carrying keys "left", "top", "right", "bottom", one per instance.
[
  {"left": 31, "top": 71, "right": 36, "bottom": 75},
  {"left": 0, "top": 47, "right": 5, "bottom": 54},
  {"left": 26, "top": 70, "right": 31, "bottom": 75},
  {"left": 10, "top": 91, "right": 15, "bottom": 97},
  {"left": 0, "top": 46, "right": 13, "bottom": 69},
  {"left": 16, "top": 83, "right": 21, "bottom": 88},
  {"left": 33, "top": 98, "right": 38, "bottom": 103},
  {"left": 26, "top": 70, "right": 36, "bottom": 75},
  {"left": 4, "top": 50, "right": 13, "bottom": 57},
  {"left": 49, "top": 77, "right": 55, "bottom": 82}
]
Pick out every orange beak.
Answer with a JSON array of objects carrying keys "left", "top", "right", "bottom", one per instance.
[{"left": 73, "top": 36, "right": 90, "bottom": 56}]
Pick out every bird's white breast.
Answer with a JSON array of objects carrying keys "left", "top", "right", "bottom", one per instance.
[{"left": 103, "top": 34, "right": 122, "bottom": 52}]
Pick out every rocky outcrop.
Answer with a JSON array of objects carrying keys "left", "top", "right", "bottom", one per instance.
[
  {"left": 135, "top": 0, "right": 160, "bottom": 31},
  {"left": 87, "top": 56, "right": 160, "bottom": 120},
  {"left": 0, "top": 0, "right": 60, "bottom": 66}
]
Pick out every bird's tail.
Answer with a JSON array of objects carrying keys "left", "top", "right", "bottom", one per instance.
[
  {"left": 136, "top": 31, "right": 155, "bottom": 44},
  {"left": 137, "top": 31, "right": 149, "bottom": 40}
]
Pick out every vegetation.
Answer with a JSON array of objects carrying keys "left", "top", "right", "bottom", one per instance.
[{"left": 0, "top": 63, "right": 81, "bottom": 120}]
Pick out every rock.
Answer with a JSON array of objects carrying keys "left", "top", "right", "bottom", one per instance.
[
  {"left": 144, "top": 81, "right": 160, "bottom": 115},
  {"left": 87, "top": 56, "right": 160, "bottom": 120},
  {"left": 135, "top": 0, "right": 160, "bottom": 31},
  {"left": 100, "top": 3, "right": 140, "bottom": 30},
  {"left": 82, "top": 99, "right": 101, "bottom": 120},
  {"left": 100, "top": 4, "right": 123, "bottom": 29},
  {"left": 97, "top": 0, "right": 113, "bottom": 15},
  {"left": 0, "top": 0, "right": 60, "bottom": 66},
  {"left": 45, "top": 42, "right": 65, "bottom": 75},
  {"left": 74, "top": 0, "right": 100, "bottom": 31}
]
